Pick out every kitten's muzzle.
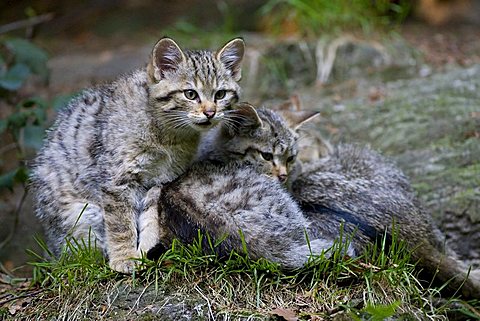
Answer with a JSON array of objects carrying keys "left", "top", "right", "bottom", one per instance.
[
  {"left": 201, "top": 102, "right": 216, "bottom": 119},
  {"left": 203, "top": 110, "right": 216, "bottom": 119},
  {"left": 278, "top": 174, "right": 288, "bottom": 183},
  {"left": 197, "top": 120, "right": 212, "bottom": 127}
]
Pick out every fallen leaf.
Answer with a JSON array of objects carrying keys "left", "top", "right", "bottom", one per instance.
[
  {"left": 8, "top": 303, "right": 21, "bottom": 315},
  {"left": 270, "top": 307, "right": 299, "bottom": 321}
]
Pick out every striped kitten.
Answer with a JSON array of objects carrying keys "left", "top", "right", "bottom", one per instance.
[
  {"left": 158, "top": 162, "right": 353, "bottom": 268},
  {"left": 30, "top": 37, "right": 245, "bottom": 273},
  {"left": 148, "top": 103, "right": 338, "bottom": 268},
  {"left": 198, "top": 102, "right": 319, "bottom": 183},
  {"left": 293, "top": 144, "right": 480, "bottom": 299},
  {"left": 156, "top": 103, "right": 480, "bottom": 298},
  {"left": 270, "top": 95, "right": 333, "bottom": 164}
]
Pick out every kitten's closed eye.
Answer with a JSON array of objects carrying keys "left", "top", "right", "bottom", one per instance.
[
  {"left": 215, "top": 90, "right": 226, "bottom": 100},
  {"left": 260, "top": 152, "right": 273, "bottom": 161}
]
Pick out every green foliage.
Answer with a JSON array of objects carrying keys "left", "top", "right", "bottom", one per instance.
[
  {"left": 29, "top": 236, "right": 117, "bottom": 290},
  {"left": 3, "top": 38, "right": 49, "bottom": 80},
  {"left": 260, "top": 0, "right": 412, "bottom": 36},
  {"left": 0, "top": 37, "right": 71, "bottom": 192},
  {"left": 350, "top": 301, "right": 401, "bottom": 321}
]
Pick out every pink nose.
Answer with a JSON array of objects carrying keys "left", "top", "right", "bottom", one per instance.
[
  {"left": 278, "top": 174, "right": 288, "bottom": 183},
  {"left": 203, "top": 110, "right": 215, "bottom": 119}
]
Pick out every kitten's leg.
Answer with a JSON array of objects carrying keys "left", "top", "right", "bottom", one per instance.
[
  {"left": 103, "top": 186, "right": 141, "bottom": 273},
  {"left": 138, "top": 186, "right": 162, "bottom": 256},
  {"left": 36, "top": 191, "right": 105, "bottom": 257},
  {"left": 63, "top": 202, "right": 105, "bottom": 253}
]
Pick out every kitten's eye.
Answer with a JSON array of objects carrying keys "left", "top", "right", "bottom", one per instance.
[
  {"left": 287, "top": 155, "right": 296, "bottom": 163},
  {"left": 215, "top": 90, "right": 226, "bottom": 100},
  {"left": 184, "top": 90, "right": 198, "bottom": 100},
  {"left": 260, "top": 152, "right": 273, "bottom": 161}
]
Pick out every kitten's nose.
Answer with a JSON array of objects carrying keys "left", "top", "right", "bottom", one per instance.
[
  {"left": 203, "top": 110, "right": 216, "bottom": 119},
  {"left": 278, "top": 174, "right": 288, "bottom": 183}
]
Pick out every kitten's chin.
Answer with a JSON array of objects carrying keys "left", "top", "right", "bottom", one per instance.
[{"left": 191, "top": 118, "right": 221, "bottom": 131}]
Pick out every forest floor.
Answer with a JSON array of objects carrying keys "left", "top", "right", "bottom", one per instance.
[{"left": 0, "top": 10, "right": 480, "bottom": 320}]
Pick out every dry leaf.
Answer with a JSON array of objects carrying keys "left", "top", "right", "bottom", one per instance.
[
  {"left": 8, "top": 303, "right": 21, "bottom": 315},
  {"left": 270, "top": 307, "right": 299, "bottom": 321}
]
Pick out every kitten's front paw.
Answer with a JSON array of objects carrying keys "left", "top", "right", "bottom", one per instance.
[{"left": 109, "top": 257, "right": 138, "bottom": 274}]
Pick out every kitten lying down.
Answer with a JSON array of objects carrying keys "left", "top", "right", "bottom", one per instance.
[
  {"left": 150, "top": 103, "right": 480, "bottom": 299},
  {"left": 156, "top": 162, "right": 354, "bottom": 268}
]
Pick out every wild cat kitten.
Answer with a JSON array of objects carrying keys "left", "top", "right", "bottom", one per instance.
[
  {"left": 293, "top": 144, "right": 480, "bottom": 299},
  {"left": 30, "top": 37, "right": 245, "bottom": 273},
  {"left": 198, "top": 102, "right": 319, "bottom": 183},
  {"left": 270, "top": 95, "right": 333, "bottom": 164},
  {"left": 155, "top": 101, "right": 480, "bottom": 298},
  {"left": 157, "top": 141, "right": 480, "bottom": 298},
  {"left": 147, "top": 102, "right": 335, "bottom": 268},
  {"left": 158, "top": 162, "right": 354, "bottom": 268}
]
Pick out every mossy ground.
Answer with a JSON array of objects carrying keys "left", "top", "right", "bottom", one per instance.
[{"left": 2, "top": 234, "right": 478, "bottom": 320}]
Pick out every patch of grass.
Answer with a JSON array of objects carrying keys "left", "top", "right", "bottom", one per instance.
[
  {"left": 260, "top": 0, "right": 411, "bottom": 37},
  {"left": 4, "top": 229, "right": 475, "bottom": 320},
  {"left": 28, "top": 236, "right": 117, "bottom": 290}
]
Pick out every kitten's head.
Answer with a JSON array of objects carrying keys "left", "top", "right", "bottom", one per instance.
[
  {"left": 270, "top": 95, "right": 333, "bottom": 162},
  {"left": 147, "top": 37, "right": 245, "bottom": 132},
  {"left": 221, "top": 103, "right": 318, "bottom": 183}
]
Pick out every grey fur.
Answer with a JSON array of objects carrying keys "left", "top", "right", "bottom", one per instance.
[
  {"left": 158, "top": 106, "right": 480, "bottom": 298},
  {"left": 30, "top": 37, "right": 245, "bottom": 273},
  {"left": 198, "top": 103, "right": 317, "bottom": 183},
  {"left": 159, "top": 162, "right": 353, "bottom": 268},
  {"left": 293, "top": 144, "right": 480, "bottom": 298}
]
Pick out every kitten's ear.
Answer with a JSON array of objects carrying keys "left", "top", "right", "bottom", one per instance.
[
  {"left": 226, "top": 102, "right": 263, "bottom": 135},
  {"left": 148, "top": 37, "right": 186, "bottom": 82},
  {"left": 273, "top": 94, "right": 302, "bottom": 112},
  {"left": 235, "top": 102, "right": 263, "bottom": 128},
  {"left": 216, "top": 38, "right": 245, "bottom": 81},
  {"left": 280, "top": 110, "right": 320, "bottom": 132}
]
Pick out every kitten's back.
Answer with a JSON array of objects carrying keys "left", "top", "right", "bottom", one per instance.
[
  {"left": 293, "top": 143, "right": 480, "bottom": 298},
  {"left": 159, "top": 162, "right": 347, "bottom": 268}
]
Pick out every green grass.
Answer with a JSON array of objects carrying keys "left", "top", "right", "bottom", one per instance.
[
  {"left": 1, "top": 230, "right": 477, "bottom": 320},
  {"left": 260, "top": 0, "right": 411, "bottom": 37}
]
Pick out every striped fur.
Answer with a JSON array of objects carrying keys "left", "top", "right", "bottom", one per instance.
[
  {"left": 30, "top": 37, "right": 245, "bottom": 273},
  {"left": 160, "top": 105, "right": 480, "bottom": 298},
  {"left": 159, "top": 162, "right": 353, "bottom": 268},
  {"left": 293, "top": 144, "right": 480, "bottom": 298},
  {"left": 198, "top": 103, "right": 318, "bottom": 184},
  {"left": 155, "top": 105, "right": 345, "bottom": 268}
]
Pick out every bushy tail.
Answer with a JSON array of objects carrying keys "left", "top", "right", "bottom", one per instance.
[
  {"left": 282, "top": 238, "right": 356, "bottom": 269},
  {"left": 415, "top": 245, "right": 480, "bottom": 299}
]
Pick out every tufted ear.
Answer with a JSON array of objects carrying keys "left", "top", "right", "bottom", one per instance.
[
  {"left": 148, "top": 37, "right": 185, "bottom": 82},
  {"left": 225, "top": 102, "right": 263, "bottom": 135},
  {"left": 216, "top": 38, "right": 245, "bottom": 82},
  {"left": 279, "top": 110, "right": 320, "bottom": 132}
]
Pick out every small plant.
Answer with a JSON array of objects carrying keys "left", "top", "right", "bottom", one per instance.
[
  {"left": 0, "top": 38, "right": 49, "bottom": 190},
  {"left": 260, "top": 0, "right": 412, "bottom": 37}
]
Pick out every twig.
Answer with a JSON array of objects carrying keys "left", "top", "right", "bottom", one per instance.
[
  {"left": 0, "top": 13, "right": 54, "bottom": 35},
  {"left": 0, "top": 143, "right": 18, "bottom": 155},
  {"left": 0, "top": 186, "right": 28, "bottom": 250},
  {"left": 195, "top": 285, "right": 216, "bottom": 320},
  {"left": 0, "top": 289, "right": 44, "bottom": 306}
]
